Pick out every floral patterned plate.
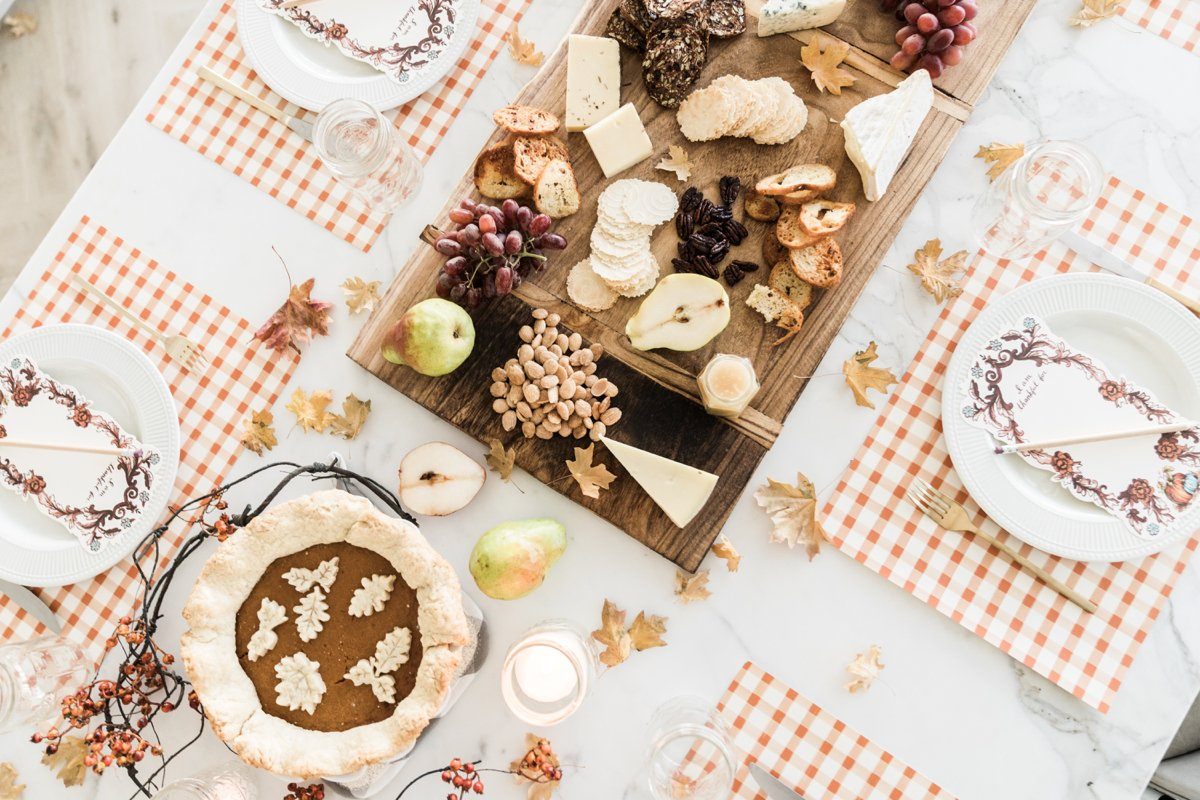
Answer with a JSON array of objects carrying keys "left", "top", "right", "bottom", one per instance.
[{"left": 943, "top": 273, "right": 1200, "bottom": 562}]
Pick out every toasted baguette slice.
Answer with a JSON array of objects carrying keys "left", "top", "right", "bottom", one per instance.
[
  {"left": 799, "top": 200, "right": 856, "bottom": 237},
  {"left": 789, "top": 238, "right": 843, "bottom": 289},
  {"left": 744, "top": 186, "right": 782, "bottom": 222},
  {"left": 756, "top": 164, "right": 836, "bottom": 197},
  {"left": 778, "top": 188, "right": 820, "bottom": 206},
  {"left": 493, "top": 105, "right": 561, "bottom": 135},
  {"left": 776, "top": 206, "right": 826, "bottom": 249},
  {"left": 512, "top": 135, "right": 570, "bottom": 185},
  {"left": 474, "top": 141, "right": 530, "bottom": 200},
  {"left": 534, "top": 159, "right": 581, "bottom": 218},
  {"left": 746, "top": 283, "right": 801, "bottom": 325},
  {"left": 769, "top": 262, "right": 814, "bottom": 310}
]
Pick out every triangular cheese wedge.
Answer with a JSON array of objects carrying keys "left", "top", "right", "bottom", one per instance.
[
  {"left": 841, "top": 70, "right": 933, "bottom": 202},
  {"left": 600, "top": 437, "right": 718, "bottom": 528}
]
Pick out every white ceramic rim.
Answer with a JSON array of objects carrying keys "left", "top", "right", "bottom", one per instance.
[
  {"left": 0, "top": 325, "right": 180, "bottom": 587},
  {"left": 234, "top": 0, "right": 480, "bottom": 112},
  {"left": 943, "top": 273, "right": 1200, "bottom": 562}
]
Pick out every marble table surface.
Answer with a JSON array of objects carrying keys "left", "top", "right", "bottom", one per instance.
[{"left": 2, "top": 1, "right": 1199, "bottom": 798}]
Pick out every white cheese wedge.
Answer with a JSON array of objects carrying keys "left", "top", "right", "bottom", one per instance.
[
  {"left": 566, "top": 34, "right": 620, "bottom": 132},
  {"left": 840, "top": 69, "right": 933, "bottom": 202},
  {"left": 757, "top": 0, "right": 847, "bottom": 37},
  {"left": 583, "top": 103, "right": 653, "bottom": 178},
  {"left": 599, "top": 436, "right": 718, "bottom": 528}
]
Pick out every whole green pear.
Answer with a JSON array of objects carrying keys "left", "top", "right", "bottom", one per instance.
[
  {"left": 469, "top": 518, "right": 567, "bottom": 600},
  {"left": 381, "top": 298, "right": 475, "bottom": 376}
]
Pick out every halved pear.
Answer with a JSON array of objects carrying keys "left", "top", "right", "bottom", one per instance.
[
  {"left": 625, "top": 274, "right": 730, "bottom": 351},
  {"left": 397, "top": 441, "right": 486, "bottom": 516}
]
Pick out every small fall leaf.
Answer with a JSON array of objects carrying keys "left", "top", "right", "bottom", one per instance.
[
  {"left": 800, "top": 35, "right": 856, "bottom": 96},
  {"left": 507, "top": 23, "right": 545, "bottom": 66},
  {"left": 656, "top": 145, "right": 694, "bottom": 182},
  {"left": 670, "top": 773, "right": 699, "bottom": 799},
  {"left": 1069, "top": 0, "right": 1123, "bottom": 27},
  {"left": 566, "top": 444, "right": 616, "bottom": 499},
  {"left": 0, "top": 763, "right": 24, "bottom": 800},
  {"left": 486, "top": 438, "right": 516, "bottom": 481},
  {"left": 239, "top": 408, "right": 277, "bottom": 455},
  {"left": 510, "top": 734, "right": 561, "bottom": 800},
  {"left": 591, "top": 599, "right": 632, "bottom": 667},
  {"left": 285, "top": 388, "right": 334, "bottom": 433},
  {"left": 2, "top": 11, "right": 36, "bottom": 37},
  {"left": 907, "top": 238, "right": 967, "bottom": 304},
  {"left": 974, "top": 142, "right": 1025, "bottom": 182},
  {"left": 42, "top": 736, "right": 88, "bottom": 787},
  {"left": 628, "top": 611, "right": 668, "bottom": 651},
  {"left": 340, "top": 276, "right": 381, "bottom": 315},
  {"left": 329, "top": 394, "right": 371, "bottom": 439},
  {"left": 711, "top": 534, "right": 740, "bottom": 572},
  {"left": 842, "top": 342, "right": 898, "bottom": 409},
  {"left": 254, "top": 277, "right": 333, "bottom": 353},
  {"left": 675, "top": 569, "right": 712, "bottom": 603},
  {"left": 844, "top": 645, "right": 885, "bottom": 693},
  {"left": 755, "top": 474, "right": 826, "bottom": 559}
]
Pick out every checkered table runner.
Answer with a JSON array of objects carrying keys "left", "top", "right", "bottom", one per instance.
[
  {"left": 146, "top": 0, "right": 531, "bottom": 252},
  {"left": 1123, "top": 0, "right": 1200, "bottom": 55},
  {"left": 822, "top": 176, "right": 1200, "bottom": 713},
  {"left": 716, "top": 662, "right": 955, "bottom": 800},
  {"left": 0, "top": 216, "right": 299, "bottom": 662}
]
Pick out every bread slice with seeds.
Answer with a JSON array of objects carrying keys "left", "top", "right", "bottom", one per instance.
[
  {"left": 769, "top": 262, "right": 814, "bottom": 310},
  {"left": 788, "top": 238, "right": 843, "bottom": 289}
]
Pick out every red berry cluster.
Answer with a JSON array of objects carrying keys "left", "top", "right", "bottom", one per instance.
[
  {"left": 879, "top": 0, "right": 979, "bottom": 79},
  {"left": 515, "top": 738, "right": 563, "bottom": 784},
  {"left": 284, "top": 782, "right": 325, "bottom": 800},
  {"left": 440, "top": 758, "right": 485, "bottom": 799}
]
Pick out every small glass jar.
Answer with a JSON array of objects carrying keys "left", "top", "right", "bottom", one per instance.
[
  {"left": 313, "top": 98, "right": 423, "bottom": 212},
  {"left": 150, "top": 763, "right": 257, "bottom": 800},
  {"left": 500, "top": 620, "right": 596, "bottom": 726},
  {"left": 0, "top": 634, "right": 90, "bottom": 734},
  {"left": 970, "top": 140, "right": 1104, "bottom": 260},
  {"left": 644, "top": 696, "right": 736, "bottom": 800},
  {"left": 698, "top": 355, "right": 759, "bottom": 418}
]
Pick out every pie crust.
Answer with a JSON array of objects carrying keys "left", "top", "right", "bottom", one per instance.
[{"left": 181, "top": 490, "right": 470, "bottom": 778}]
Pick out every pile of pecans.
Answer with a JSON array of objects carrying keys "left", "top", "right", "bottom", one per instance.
[
  {"left": 671, "top": 177, "right": 754, "bottom": 286},
  {"left": 490, "top": 308, "right": 621, "bottom": 442}
]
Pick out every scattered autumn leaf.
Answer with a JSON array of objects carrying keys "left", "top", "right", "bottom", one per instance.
[
  {"left": 907, "top": 238, "right": 967, "bottom": 304},
  {"left": 656, "top": 145, "right": 694, "bottom": 182},
  {"left": 800, "top": 35, "right": 855, "bottom": 96},
  {"left": 670, "top": 773, "right": 699, "bottom": 799},
  {"left": 486, "top": 438, "right": 516, "bottom": 481},
  {"left": 1068, "top": 0, "right": 1123, "bottom": 27},
  {"left": 340, "top": 276, "right": 381, "bottom": 315},
  {"left": 591, "top": 600, "right": 667, "bottom": 667},
  {"left": 507, "top": 23, "right": 545, "bottom": 66},
  {"left": 842, "top": 342, "right": 898, "bottom": 409},
  {"left": 675, "top": 569, "right": 712, "bottom": 603},
  {"left": 844, "top": 645, "right": 885, "bottom": 693},
  {"left": 510, "top": 734, "right": 562, "bottom": 800},
  {"left": 285, "top": 388, "right": 334, "bottom": 433},
  {"left": 566, "top": 444, "right": 616, "bottom": 499},
  {"left": 0, "top": 763, "right": 24, "bottom": 800},
  {"left": 2, "top": 11, "right": 36, "bottom": 37},
  {"left": 755, "top": 473, "right": 826, "bottom": 559},
  {"left": 329, "top": 394, "right": 371, "bottom": 439},
  {"left": 42, "top": 736, "right": 87, "bottom": 787},
  {"left": 974, "top": 142, "right": 1025, "bottom": 182},
  {"left": 628, "top": 611, "right": 668, "bottom": 651},
  {"left": 255, "top": 277, "right": 333, "bottom": 353},
  {"left": 239, "top": 408, "right": 277, "bottom": 455},
  {"left": 711, "top": 534, "right": 740, "bottom": 572}
]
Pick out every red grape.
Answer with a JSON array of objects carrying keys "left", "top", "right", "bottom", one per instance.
[
  {"left": 941, "top": 44, "right": 963, "bottom": 65},
  {"left": 951, "top": 24, "right": 974, "bottom": 45},
  {"left": 937, "top": 4, "right": 965, "bottom": 26},
  {"left": 482, "top": 232, "right": 504, "bottom": 256},
  {"left": 529, "top": 214, "right": 552, "bottom": 236},
  {"left": 903, "top": 3, "right": 924, "bottom": 23},
  {"left": 539, "top": 233, "right": 567, "bottom": 250},
  {"left": 901, "top": 33, "right": 924, "bottom": 55},
  {"left": 448, "top": 208, "right": 473, "bottom": 225},
  {"left": 927, "top": 28, "right": 954, "bottom": 52},
  {"left": 919, "top": 52, "right": 944, "bottom": 77},
  {"left": 478, "top": 214, "right": 497, "bottom": 234},
  {"left": 459, "top": 224, "right": 480, "bottom": 246},
  {"left": 516, "top": 206, "right": 533, "bottom": 231},
  {"left": 916, "top": 12, "right": 938, "bottom": 33},
  {"left": 434, "top": 237, "right": 461, "bottom": 256},
  {"left": 890, "top": 50, "right": 919, "bottom": 71},
  {"left": 895, "top": 24, "right": 918, "bottom": 45},
  {"left": 494, "top": 266, "right": 514, "bottom": 294},
  {"left": 504, "top": 230, "right": 523, "bottom": 254},
  {"left": 960, "top": 0, "right": 977, "bottom": 20}
]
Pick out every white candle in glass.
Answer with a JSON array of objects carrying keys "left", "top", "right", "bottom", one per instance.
[
  {"left": 501, "top": 621, "right": 596, "bottom": 726},
  {"left": 512, "top": 643, "right": 577, "bottom": 704}
]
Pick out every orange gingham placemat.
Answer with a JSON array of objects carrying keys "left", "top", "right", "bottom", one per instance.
[
  {"left": 145, "top": 0, "right": 531, "bottom": 252},
  {"left": 822, "top": 176, "right": 1200, "bottom": 713},
  {"left": 716, "top": 662, "right": 955, "bottom": 800},
  {"left": 0, "top": 215, "right": 299, "bottom": 661},
  {"left": 1122, "top": 0, "right": 1200, "bottom": 55}
]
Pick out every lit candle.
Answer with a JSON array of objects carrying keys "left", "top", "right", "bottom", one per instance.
[{"left": 512, "top": 643, "right": 577, "bottom": 704}]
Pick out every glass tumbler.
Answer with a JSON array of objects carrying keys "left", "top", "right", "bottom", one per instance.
[
  {"left": 644, "top": 696, "right": 736, "bottom": 800},
  {"left": 313, "top": 98, "right": 423, "bottom": 212},
  {"left": 501, "top": 620, "right": 596, "bottom": 726},
  {"left": 150, "top": 763, "right": 257, "bottom": 800},
  {"left": 970, "top": 140, "right": 1104, "bottom": 260},
  {"left": 0, "top": 634, "right": 91, "bottom": 734}
]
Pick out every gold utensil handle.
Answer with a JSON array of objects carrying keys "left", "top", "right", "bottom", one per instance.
[
  {"left": 1147, "top": 277, "right": 1200, "bottom": 317},
  {"left": 197, "top": 66, "right": 287, "bottom": 124},
  {"left": 971, "top": 525, "right": 1098, "bottom": 613},
  {"left": 70, "top": 275, "right": 160, "bottom": 341}
]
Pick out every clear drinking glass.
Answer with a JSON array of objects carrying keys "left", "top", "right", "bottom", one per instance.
[
  {"left": 500, "top": 620, "right": 597, "bottom": 726},
  {"left": 313, "top": 98, "right": 423, "bottom": 212},
  {"left": 150, "top": 763, "right": 257, "bottom": 800},
  {"left": 644, "top": 696, "right": 736, "bottom": 800},
  {"left": 0, "top": 634, "right": 91, "bottom": 734},
  {"left": 970, "top": 140, "right": 1104, "bottom": 260}
]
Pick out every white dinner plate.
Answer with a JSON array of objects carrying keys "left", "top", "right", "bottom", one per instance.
[
  {"left": 0, "top": 325, "right": 180, "bottom": 587},
  {"left": 235, "top": 0, "right": 480, "bottom": 112},
  {"left": 942, "top": 273, "right": 1200, "bottom": 562}
]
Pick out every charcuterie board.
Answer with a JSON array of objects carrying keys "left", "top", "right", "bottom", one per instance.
[{"left": 349, "top": 0, "right": 1037, "bottom": 572}]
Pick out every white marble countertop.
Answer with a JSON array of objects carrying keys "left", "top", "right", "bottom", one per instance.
[{"left": 2, "top": 1, "right": 1199, "bottom": 798}]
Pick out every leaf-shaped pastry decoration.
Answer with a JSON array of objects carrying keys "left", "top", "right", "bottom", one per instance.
[
  {"left": 1068, "top": 0, "right": 1123, "bottom": 27},
  {"left": 343, "top": 658, "right": 397, "bottom": 704},
  {"left": 566, "top": 444, "right": 617, "bottom": 499},
  {"left": 674, "top": 569, "right": 712, "bottom": 603},
  {"left": 348, "top": 574, "right": 396, "bottom": 618},
  {"left": 907, "top": 239, "right": 967, "bottom": 304},
  {"left": 800, "top": 35, "right": 856, "bottom": 96},
  {"left": 711, "top": 534, "right": 740, "bottom": 572},
  {"left": 343, "top": 626, "right": 411, "bottom": 703},
  {"left": 41, "top": 736, "right": 87, "bottom": 787},
  {"left": 274, "top": 653, "right": 326, "bottom": 713},
  {"left": 341, "top": 276, "right": 381, "bottom": 315},
  {"left": 844, "top": 645, "right": 885, "bottom": 693},
  {"left": 372, "top": 626, "right": 412, "bottom": 673},
  {"left": 842, "top": 342, "right": 899, "bottom": 409},
  {"left": 974, "top": 142, "right": 1025, "bottom": 182},
  {"left": 293, "top": 588, "right": 330, "bottom": 643},
  {"left": 283, "top": 557, "right": 340, "bottom": 593},
  {"left": 656, "top": 145, "right": 694, "bottom": 182},
  {"left": 247, "top": 598, "right": 288, "bottom": 662},
  {"left": 755, "top": 473, "right": 826, "bottom": 559}
]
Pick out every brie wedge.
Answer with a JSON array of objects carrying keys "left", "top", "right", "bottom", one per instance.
[
  {"left": 600, "top": 437, "right": 718, "bottom": 528},
  {"left": 757, "top": 0, "right": 847, "bottom": 37},
  {"left": 840, "top": 70, "right": 933, "bottom": 201}
]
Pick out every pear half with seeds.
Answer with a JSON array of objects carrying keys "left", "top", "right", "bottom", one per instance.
[{"left": 626, "top": 274, "right": 730, "bottom": 351}]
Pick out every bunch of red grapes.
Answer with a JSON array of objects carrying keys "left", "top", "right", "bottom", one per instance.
[
  {"left": 879, "top": 0, "right": 979, "bottom": 79},
  {"left": 434, "top": 198, "right": 567, "bottom": 311}
]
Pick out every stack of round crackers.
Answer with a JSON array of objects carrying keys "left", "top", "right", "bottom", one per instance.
[{"left": 677, "top": 75, "right": 809, "bottom": 145}]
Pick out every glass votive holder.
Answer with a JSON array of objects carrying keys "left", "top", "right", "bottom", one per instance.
[
  {"left": 149, "top": 762, "right": 257, "bottom": 800},
  {"left": 644, "top": 696, "right": 736, "bottom": 800},
  {"left": 0, "top": 634, "right": 90, "bottom": 734},
  {"left": 313, "top": 97, "right": 423, "bottom": 212},
  {"left": 500, "top": 620, "right": 596, "bottom": 726}
]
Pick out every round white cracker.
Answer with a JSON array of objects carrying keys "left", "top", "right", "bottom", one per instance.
[
  {"left": 750, "top": 79, "right": 805, "bottom": 145},
  {"left": 566, "top": 258, "right": 618, "bottom": 312},
  {"left": 591, "top": 225, "right": 650, "bottom": 261},
  {"left": 596, "top": 214, "right": 653, "bottom": 242},
  {"left": 590, "top": 246, "right": 648, "bottom": 282},
  {"left": 598, "top": 181, "right": 638, "bottom": 226},
  {"left": 610, "top": 254, "right": 661, "bottom": 298},
  {"left": 622, "top": 180, "right": 679, "bottom": 226},
  {"left": 677, "top": 85, "right": 738, "bottom": 142}
]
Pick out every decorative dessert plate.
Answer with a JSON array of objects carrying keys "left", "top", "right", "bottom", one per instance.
[
  {"left": 0, "top": 325, "right": 179, "bottom": 586},
  {"left": 943, "top": 273, "right": 1200, "bottom": 562}
]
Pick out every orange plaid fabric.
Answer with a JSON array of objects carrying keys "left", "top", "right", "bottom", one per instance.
[
  {"left": 0, "top": 216, "right": 299, "bottom": 662},
  {"left": 1123, "top": 0, "right": 1200, "bottom": 54},
  {"left": 823, "top": 176, "right": 1200, "bottom": 713},
  {"left": 145, "top": 0, "right": 531, "bottom": 252},
  {"left": 717, "top": 662, "right": 955, "bottom": 800}
]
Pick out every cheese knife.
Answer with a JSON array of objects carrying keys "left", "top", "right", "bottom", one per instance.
[
  {"left": 1061, "top": 231, "right": 1200, "bottom": 317},
  {"left": 0, "top": 579, "right": 61, "bottom": 634},
  {"left": 197, "top": 66, "right": 314, "bottom": 142},
  {"left": 748, "top": 763, "right": 809, "bottom": 800}
]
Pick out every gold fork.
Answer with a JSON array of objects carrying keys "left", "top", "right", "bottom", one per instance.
[
  {"left": 906, "top": 478, "right": 1098, "bottom": 614},
  {"left": 70, "top": 275, "right": 210, "bottom": 373}
]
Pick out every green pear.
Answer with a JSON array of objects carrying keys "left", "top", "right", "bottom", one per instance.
[
  {"left": 381, "top": 298, "right": 475, "bottom": 376},
  {"left": 469, "top": 518, "right": 567, "bottom": 600}
]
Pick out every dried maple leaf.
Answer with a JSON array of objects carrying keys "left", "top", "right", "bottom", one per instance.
[
  {"left": 591, "top": 599, "right": 632, "bottom": 667},
  {"left": 628, "top": 611, "right": 668, "bottom": 651},
  {"left": 510, "top": 734, "right": 562, "bottom": 800},
  {"left": 329, "top": 394, "right": 371, "bottom": 439},
  {"left": 755, "top": 473, "right": 825, "bottom": 559},
  {"left": 974, "top": 142, "right": 1025, "bottom": 182},
  {"left": 1069, "top": 0, "right": 1123, "bottom": 27},
  {"left": 566, "top": 444, "right": 616, "bottom": 499},
  {"left": 239, "top": 408, "right": 277, "bottom": 455},
  {"left": 42, "top": 736, "right": 87, "bottom": 787},
  {"left": 800, "top": 35, "right": 855, "bottom": 96},
  {"left": 0, "top": 763, "right": 24, "bottom": 800},
  {"left": 2, "top": 11, "right": 36, "bottom": 37},
  {"left": 842, "top": 342, "right": 898, "bottom": 409},
  {"left": 486, "top": 438, "right": 516, "bottom": 481},
  {"left": 254, "top": 277, "right": 333, "bottom": 353},
  {"left": 675, "top": 569, "right": 712, "bottom": 603},
  {"left": 845, "top": 645, "right": 885, "bottom": 693},
  {"left": 507, "top": 23, "right": 545, "bottom": 66},
  {"left": 340, "top": 276, "right": 381, "bottom": 315},
  {"left": 711, "top": 534, "right": 740, "bottom": 572},
  {"left": 286, "top": 388, "right": 334, "bottom": 433},
  {"left": 907, "top": 239, "right": 967, "bottom": 304},
  {"left": 656, "top": 145, "right": 694, "bottom": 182}
]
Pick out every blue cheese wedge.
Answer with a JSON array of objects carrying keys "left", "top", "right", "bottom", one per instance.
[
  {"left": 757, "top": 0, "right": 847, "bottom": 37},
  {"left": 599, "top": 437, "right": 718, "bottom": 528},
  {"left": 583, "top": 103, "right": 654, "bottom": 178},
  {"left": 840, "top": 70, "right": 933, "bottom": 201},
  {"left": 566, "top": 34, "right": 620, "bottom": 132}
]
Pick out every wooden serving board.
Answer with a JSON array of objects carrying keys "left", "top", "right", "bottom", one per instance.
[{"left": 349, "top": 0, "right": 1037, "bottom": 572}]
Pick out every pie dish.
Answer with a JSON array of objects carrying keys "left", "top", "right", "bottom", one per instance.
[{"left": 181, "top": 489, "right": 470, "bottom": 778}]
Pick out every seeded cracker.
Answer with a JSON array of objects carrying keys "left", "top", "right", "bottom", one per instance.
[
  {"left": 619, "top": 0, "right": 653, "bottom": 33},
  {"left": 705, "top": 0, "right": 746, "bottom": 38},
  {"left": 644, "top": 0, "right": 703, "bottom": 20},
  {"left": 642, "top": 17, "right": 709, "bottom": 109},
  {"left": 605, "top": 9, "right": 646, "bottom": 51}
]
